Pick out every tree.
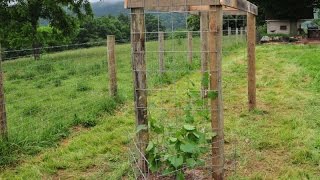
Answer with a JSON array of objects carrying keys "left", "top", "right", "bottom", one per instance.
[
  {"left": 250, "top": 0, "right": 320, "bottom": 25},
  {"left": 187, "top": 15, "right": 200, "bottom": 31},
  {"left": 3, "top": 0, "right": 92, "bottom": 59}
]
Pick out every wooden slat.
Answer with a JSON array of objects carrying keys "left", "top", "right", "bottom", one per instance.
[
  {"left": 209, "top": 5, "right": 224, "bottom": 180},
  {"left": 247, "top": 12, "right": 257, "bottom": 111},
  {"left": 0, "top": 44, "right": 7, "bottom": 141},
  {"left": 124, "top": 0, "right": 258, "bottom": 15},
  {"left": 131, "top": 8, "right": 149, "bottom": 174},
  {"left": 125, "top": 0, "right": 220, "bottom": 8},
  {"left": 200, "top": 12, "right": 209, "bottom": 99},
  {"left": 107, "top": 35, "right": 117, "bottom": 97},
  {"left": 220, "top": 0, "right": 258, "bottom": 15}
]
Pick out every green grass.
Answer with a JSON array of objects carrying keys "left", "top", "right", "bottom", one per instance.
[
  {"left": 1, "top": 39, "right": 319, "bottom": 179},
  {"left": 0, "top": 36, "right": 246, "bottom": 168}
]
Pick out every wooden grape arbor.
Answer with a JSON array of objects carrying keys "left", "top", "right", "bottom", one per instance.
[{"left": 125, "top": 0, "right": 258, "bottom": 179}]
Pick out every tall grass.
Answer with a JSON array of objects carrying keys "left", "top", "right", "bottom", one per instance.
[{"left": 0, "top": 36, "right": 246, "bottom": 167}]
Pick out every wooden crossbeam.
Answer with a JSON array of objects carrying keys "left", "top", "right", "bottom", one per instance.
[{"left": 124, "top": 0, "right": 258, "bottom": 15}]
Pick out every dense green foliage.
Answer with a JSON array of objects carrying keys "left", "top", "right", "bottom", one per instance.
[
  {"left": 250, "top": 0, "right": 320, "bottom": 25},
  {"left": 0, "top": 0, "right": 92, "bottom": 59}
]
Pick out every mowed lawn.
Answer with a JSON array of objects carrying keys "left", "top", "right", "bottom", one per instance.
[{"left": 0, "top": 42, "right": 320, "bottom": 179}]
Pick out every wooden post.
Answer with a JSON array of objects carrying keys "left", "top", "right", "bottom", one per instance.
[
  {"left": 247, "top": 13, "right": 257, "bottom": 111},
  {"left": 188, "top": 31, "right": 193, "bottom": 64},
  {"left": 209, "top": 6, "right": 224, "bottom": 180},
  {"left": 236, "top": 27, "right": 239, "bottom": 37},
  {"left": 131, "top": 8, "right": 149, "bottom": 174},
  {"left": 107, "top": 35, "right": 117, "bottom": 97},
  {"left": 0, "top": 44, "right": 8, "bottom": 141},
  {"left": 201, "top": 12, "right": 209, "bottom": 98},
  {"left": 240, "top": 27, "right": 244, "bottom": 37},
  {"left": 158, "top": 31, "right": 165, "bottom": 74},
  {"left": 228, "top": 27, "right": 231, "bottom": 36}
]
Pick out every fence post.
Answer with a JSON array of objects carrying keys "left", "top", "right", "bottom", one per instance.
[
  {"left": 240, "top": 27, "right": 244, "bottom": 37},
  {"left": 228, "top": 27, "right": 232, "bottom": 36},
  {"left": 188, "top": 31, "right": 193, "bottom": 64},
  {"left": 0, "top": 44, "right": 8, "bottom": 141},
  {"left": 209, "top": 5, "right": 224, "bottom": 180},
  {"left": 201, "top": 12, "right": 209, "bottom": 98},
  {"left": 158, "top": 31, "right": 165, "bottom": 74},
  {"left": 107, "top": 35, "right": 118, "bottom": 97},
  {"left": 247, "top": 13, "right": 257, "bottom": 111},
  {"left": 236, "top": 27, "right": 239, "bottom": 37},
  {"left": 131, "top": 8, "right": 149, "bottom": 174}
]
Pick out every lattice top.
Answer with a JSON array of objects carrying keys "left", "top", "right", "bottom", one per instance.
[{"left": 124, "top": 0, "right": 258, "bottom": 15}]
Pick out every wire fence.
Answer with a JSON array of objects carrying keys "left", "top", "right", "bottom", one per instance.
[
  {"left": 0, "top": 40, "right": 134, "bottom": 165},
  {"left": 127, "top": 6, "right": 249, "bottom": 179},
  {"left": 0, "top": 9, "right": 249, "bottom": 179}
]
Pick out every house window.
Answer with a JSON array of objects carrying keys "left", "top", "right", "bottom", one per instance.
[{"left": 280, "top": 25, "right": 287, "bottom": 30}]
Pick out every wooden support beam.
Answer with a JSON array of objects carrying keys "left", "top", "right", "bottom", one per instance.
[
  {"left": 0, "top": 44, "right": 7, "bottom": 141},
  {"left": 107, "top": 35, "right": 118, "bottom": 97},
  {"left": 131, "top": 8, "right": 149, "bottom": 174},
  {"left": 201, "top": 12, "right": 209, "bottom": 98},
  {"left": 220, "top": 0, "right": 258, "bottom": 15},
  {"left": 209, "top": 5, "right": 224, "bottom": 180},
  {"left": 247, "top": 12, "right": 257, "bottom": 111},
  {"left": 124, "top": 0, "right": 258, "bottom": 15}
]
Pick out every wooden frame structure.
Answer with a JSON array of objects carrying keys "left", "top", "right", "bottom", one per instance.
[{"left": 126, "top": 0, "right": 257, "bottom": 179}]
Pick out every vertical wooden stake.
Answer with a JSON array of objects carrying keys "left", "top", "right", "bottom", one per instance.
[
  {"left": 0, "top": 44, "right": 8, "bottom": 141},
  {"left": 247, "top": 13, "right": 257, "bottom": 111},
  {"left": 201, "top": 12, "right": 209, "bottom": 98},
  {"left": 209, "top": 6, "right": 224, "bottom": 180},
  {"left": 131, "top": 8, "right": 149, "bottom": 174},
  {"left": 228, "top": 27, "right": 231, "bottom": 36},
  {"left": 240, "top": 27, "right": 244, "bottom": 37},
  {"left": 188, "top": 31, "right": 193, "bottom": 64},
  {"left": 107, "top": 35, "right": 117, "bottom": 97},
  {"left": 158, "top": 31, "right": 165, "bottom": 74},
  {"left": 236, "top": 28, "right": 239, "bottom": 37}
]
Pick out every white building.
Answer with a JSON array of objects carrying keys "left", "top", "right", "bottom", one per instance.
[
  {"left": 266, "top": 20, "right": 310, "bottom": 35},
  {"left": 266, "top": 8, "right": 318, "bottom": 35}
]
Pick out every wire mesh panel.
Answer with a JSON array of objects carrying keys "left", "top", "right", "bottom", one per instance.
[{"left": 127, "top": 2, "right": 251, "bottom": 179}]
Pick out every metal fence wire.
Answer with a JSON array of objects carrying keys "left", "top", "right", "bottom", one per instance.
[{"left": 127, "top": 4, "right": 248, "bottom": 180}]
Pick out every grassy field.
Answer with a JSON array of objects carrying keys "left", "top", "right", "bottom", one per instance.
[{"left": 0, "top": 39, "right": 319, "bottom": 179}]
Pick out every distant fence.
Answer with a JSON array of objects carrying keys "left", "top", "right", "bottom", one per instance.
[{"left": 0, "top": 36, "right": 125, "bottom": 164}]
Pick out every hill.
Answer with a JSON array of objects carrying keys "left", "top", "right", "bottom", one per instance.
[{"left": 91, "top": 1, "right": 128, "bottom": 16}]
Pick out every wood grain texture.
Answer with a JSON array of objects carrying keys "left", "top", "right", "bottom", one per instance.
[
  {"left": 247, "top": 12, "right": 257, "bottom": 111},
  {"left": 0, "top": 44, "right": 7, "bottom": 140},
  {"left": 209, "top": 5, "right": 224, "bottom": 180},
  {"left": 131, "top": 8, "right": 149, "bottom": 174},
  {"left": 107, "top": 35, "right": 118, "bottom": 97},
  {"left": 124, "top": 0, "right": 258, "bottom": 15},
  {"left": 201, "top": 12, "right": 209, "bottom": 98}
]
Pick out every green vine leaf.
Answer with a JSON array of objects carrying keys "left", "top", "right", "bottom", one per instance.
[
  {"left": 169, "top": 137, "right": 178, "bottom": 143},
  {"left": 186, "top": 158, "right": 197, "bottom": 168},
  {"left": 146, "top": 141, "right": 154, "bottom": 152},
  {"left": 168, "top": 155, "right": 183, "bottom": 169},
  {"left": 183, "top": 124, "right": 195, "bottom": 131},
  {"left": 180, "top": 142, "right": 197, "bottom": 153}
]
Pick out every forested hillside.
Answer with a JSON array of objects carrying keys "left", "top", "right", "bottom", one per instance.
[{"left": 91, "top": 1, "right": 128, "bottom": 16}]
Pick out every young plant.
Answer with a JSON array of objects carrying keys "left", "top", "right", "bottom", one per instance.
[{"left": 145, "top": 82, "right": 217, "bottom": 179}]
